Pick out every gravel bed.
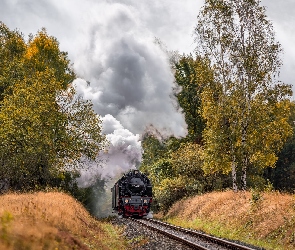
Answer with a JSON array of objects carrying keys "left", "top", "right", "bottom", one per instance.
[
  {"left": 139, "top": 219, "right": 230, "bottom": 250},
  {"left": 112, "top": 217, "right": 264, "bottom": 250},
  {"left": 111, "top": 217, "right": 195, "bottom": 250}
]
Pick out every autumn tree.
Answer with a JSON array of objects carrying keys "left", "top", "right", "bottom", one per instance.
[
  {"left": 195, "top": 0, "right": 293, "bottom": 191},
  {"left": 0, "top": 23, "right": 106, "bottom": 191}
]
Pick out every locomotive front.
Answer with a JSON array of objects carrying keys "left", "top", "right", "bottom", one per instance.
[{"left": 111, "top": 170, "right": 152, "bottom": 218}]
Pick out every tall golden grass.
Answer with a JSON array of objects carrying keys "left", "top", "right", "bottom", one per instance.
[
  {"left": 158, "top": 191, "right": 295, "bottom": 250},
  {"left": 0, "top": 191, "right": 125, "bottom": 249}
]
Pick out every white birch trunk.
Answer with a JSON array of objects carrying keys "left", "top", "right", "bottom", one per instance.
[
  {"left": 241, "top": 164, "right": 247, "bottom": 191},
  {"left": 241, "top": 120, "right": 248, "bottom": 190},
  {"left": 231, "top": 160, "right": 237, "bottom": 192}
]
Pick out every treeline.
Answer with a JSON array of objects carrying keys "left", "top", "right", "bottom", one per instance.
[
  {"left": 0, "top": 22, "right": 107, "bottom": 193},
  {"left": 1, "top": 0, "right": 294, "bottom": 218},
  {"left": 140, "top": 0, "right": 295, "bottom": 212}
]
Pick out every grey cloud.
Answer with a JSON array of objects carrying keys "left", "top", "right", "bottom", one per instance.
[
  {"left": 73, "top": 2, "right": 188, "bottom": 137},
  {"left": 260, "top": 0, "right": 295, "bottom": 89}
]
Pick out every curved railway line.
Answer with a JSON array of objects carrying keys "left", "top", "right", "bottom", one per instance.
[{"left": 131, "top": 218, "right": 260, "bottom": 250}]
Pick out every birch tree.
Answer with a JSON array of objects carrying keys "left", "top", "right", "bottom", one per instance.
[{"left": 196, "top": 0, "right": 293, "bottom": 191}]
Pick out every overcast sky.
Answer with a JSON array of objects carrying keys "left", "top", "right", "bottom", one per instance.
[
  {"left": 1, "top": 0, "right": 294, "bottom": 179},
  {"left": 1, "top": 1, "right": 293, "bottom": 98}
]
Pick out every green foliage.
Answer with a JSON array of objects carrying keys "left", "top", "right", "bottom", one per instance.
[
  {"left": 265, "top": 102, "right": 295, "bottom": 191},
  {"left": 141, "top": 136, "right": 231, "bottom": 212},
  {"left": 140, "top": 135, "right": 178, "bottom": 211},
  {"left": 154, "top": 177, "right": 189, "bottom": 213},
  {"left": 0, "top": 70, "right": 64, "bottom": 188},
  {"left": 140, "top": 133, "right": 169, "bottom": 170},
  {"left": 170, "top": 142, "right": 230, "bottom": 193},
  {"left": 174, "top": 55, "right": 214, "bottom": 143},
  {"left": 171, "top": 142, "right": 203, "bottom": 177}
]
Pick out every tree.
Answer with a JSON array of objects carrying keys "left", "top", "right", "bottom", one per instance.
[
  {"left": 140, "top": 128, "right": 231, "bottom": 212},
  {"left": 0, "top": 24, "right": 106, "bottom": 190},
  {"left": 140, "top": 133, "right": 168, "bottom": 171},
  {"left": 174, "top": 55, "right": 214, "bottom": 143},
  {"left": 195, "top": 0, "right": 293, "bottom": 191}
]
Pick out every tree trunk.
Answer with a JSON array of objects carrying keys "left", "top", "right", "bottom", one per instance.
[
  {"left": 241, "top": 164, "right": 247, "bottom": 191},
  {"left": 241, "top": 123, "right": 248, "bottom": 191},
  {"left": 231, "top": 160, "right": 238, "bottom": 192}
]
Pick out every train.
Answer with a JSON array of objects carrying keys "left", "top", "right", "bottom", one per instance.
[{"left": 111, "top": 169, "right": 153, "bottom": 218}]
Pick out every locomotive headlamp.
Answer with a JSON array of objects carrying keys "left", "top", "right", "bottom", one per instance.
[
  {"left": 143, "top": 199, "right": 148, "bottom": 204},
  {"left": 124, "top": 199, "right": 129, "bottom": 204}
]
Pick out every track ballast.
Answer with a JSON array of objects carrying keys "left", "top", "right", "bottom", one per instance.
[{"left": 132, "top": 218, "right": 261, "bottom": 250}]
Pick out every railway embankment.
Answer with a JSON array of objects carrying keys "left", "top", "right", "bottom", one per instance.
[
  {"left": 155, "top": 190, "right": 295, "bottom": 250},
  {"left": 1, "top": 190, "right": 294, "bottom": 249},
  {"left": 0, "top": 191, "right": 125, "bottom": 250}
]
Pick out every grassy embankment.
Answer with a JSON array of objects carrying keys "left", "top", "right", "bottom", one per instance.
[
  {"left": 0, "top": 191, "right": 126, "bottom": 250},
  {"left": 155, "top": 190, "right": 295, "bottom": 250}
]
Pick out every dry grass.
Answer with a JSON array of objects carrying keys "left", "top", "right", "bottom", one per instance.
[
  {"left": 0, "top": 191, "right": 126, "bottom": 250},
  {"left": 156, "top": 191, "right": 295, "bottom": 250}
]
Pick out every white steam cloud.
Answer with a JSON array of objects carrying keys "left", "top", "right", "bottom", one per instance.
[
  {"left": 77, "top": 114, "right": 142, "bottom": 186},
  {"left": 102, "top": 114, "right": 142, "bottom": 174}
]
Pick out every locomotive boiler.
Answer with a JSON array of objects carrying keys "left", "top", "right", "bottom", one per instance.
[{"left": 111, "top": 169, "right": 152, "bottom": 218}]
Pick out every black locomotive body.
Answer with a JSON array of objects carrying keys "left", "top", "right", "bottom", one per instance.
[{"left": 111, "top": 170, "right": 152, "bottom": 218}]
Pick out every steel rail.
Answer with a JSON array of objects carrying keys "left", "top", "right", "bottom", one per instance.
[
  {"left": 147, "top": 218, "right": 256, "bottom": 250},
  {"left": 129, "top": 217, "right": 258, "bottom": 250},
  {"left": 132, "top": 218, "right": 209, "bottom": 250}
]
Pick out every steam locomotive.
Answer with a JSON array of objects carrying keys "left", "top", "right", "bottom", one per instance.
[{"left": 111, "top": 169, "right": 152, "bottom": 218}]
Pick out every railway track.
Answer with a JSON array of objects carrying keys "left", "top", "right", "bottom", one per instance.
[{"left": 131, "top": 218, "right": 259, "bottom": 250}]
